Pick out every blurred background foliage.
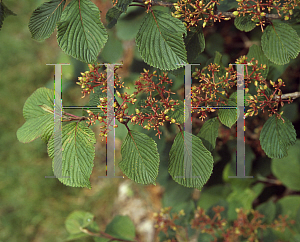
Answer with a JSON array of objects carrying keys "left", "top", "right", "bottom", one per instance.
[{"left": 1, "top": 0, "right": 300, "bottom": 241}]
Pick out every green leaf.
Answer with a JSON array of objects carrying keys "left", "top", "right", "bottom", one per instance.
[
  {"left": 197, "top": 117, "right": 219, "bottom": 152},
  {"left": 65, "top": 211, "right": 94, "bottom": 234},
  {"left": 247, "top": 44, "right": 270, "bottom": 79},
  {"left": 259, "top": 114, "right": 296, "bottom": 158},
  {"left": 119, "top": 130, "right": 160, "bottom": 185},
  {"left": 271, "top": 139, "right": 300, "bottom": 191},
  {"left": 234, "top": 14, "right": 256, "bottom": 32},
  {"left": 256, "top": 199, "right": 276, "bottom": 224},
  {"left": 218, "top": 95, "right": 239, "bottom": 129},
  {"left": 17, "top": 88, "right": 54, "bottom": 143},
  {"left": 106, "top": 0, "right": 133, "bottom": 28},
  {"left": 105, "top": 215, "right": 135, "bottom": 241},
  {"left": 47, "top": 122, "right": 96, "bottom": 188},
  {"left": 57, "top": 0, "right": 108, "bottom": 63},
  {"left": 0, "top": 1, "right": 16, "bottom": 30},
  {"left": 28, "top": 0, "right": 65, "bottom": 41},
  {"left": 83, "top": 83, "right": 106, "bottom": 116},
  {"left": 184, "top": 26, "right": 205, "bottom": 63},
  {"left": 168, "top": 131, "right": 214, "bottom": 190},
  {"left": 136, "top": 10, "right": 187, "bottom": 70},
  {"left": 261, "top": 23, "right": 300, "bottom": 65},
  {"left": 166, "top": 100, "right": 184, "bottom": 124}
]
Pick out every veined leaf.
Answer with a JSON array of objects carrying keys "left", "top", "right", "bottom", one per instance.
[
  {"left": 218, "top": 92, "right": 239, "bottom": 128},
  {"left": 119, "top": 130, "right": 160, "bottom": 185},
  {"left": 272, "top": 139, "right": 300, "bottom": 191},
  {"left": 166, "top": 100, "right": 184, "bottom": 124},
  {"left": 168, "top": 131, "right": 214, "bottom": 190},
  {"left": 234, "top": 14, "right": 256, "bottom": 32},
  {"left": 106, "top": 0, "right": 133, "bottom": 28},
  {"left": 184, "top": 26, "right": 205, "bottom": 63},
  {"left": 57, "top": 0, "right": 108, "bottom": 63},
  {"left": 197, "top": 117, "right": 219, "bottom": 152},
  {"left": 261, "top": 23, "right": 300, "bottom": 65},
  {"left": 17, "top": 88, "right": 55, "bottom": 143},
  {"left": 259, "top": 114, "right": 296, "bottom": 158},
  {"left": 29, "top": 0, "right": 65, "bottom": 41},
  {"left": 136, "top": 10, "right": 187, "bottom": 70},
  {"left": 47, "top": 122, "right": 96, "bottom": 188},
  {"left": 0, "top": 1, "right": 16, "bottom": 30},
  {"left": 247, "top": 44, "right": 270, "bottom": 79}
]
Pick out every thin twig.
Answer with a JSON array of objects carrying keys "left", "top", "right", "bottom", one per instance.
[{"left": 274, "top": 91, "right": 300, "bottom": 100}]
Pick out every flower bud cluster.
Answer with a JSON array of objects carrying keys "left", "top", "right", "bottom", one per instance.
[
  {"left": 153, "top": 205, "right": 295, "bottom": 241},
  {"left": 172, "top": 0, "right": 297, "bottom": 31}
]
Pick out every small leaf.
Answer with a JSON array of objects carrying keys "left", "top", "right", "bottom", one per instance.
[
  {"left": 28, "top": 0, "right": 65, "bottom": 41},
  {"left": 119, "top": 130, "right": 160, "bottom": 185},
  {"left": 166, "top": 100, "right": 184, "bottom": 124},
  {"left": 234, "top": 14, "right": 256, "bottom": 32},
  {"left": 197, "top": 117, "right": 219, "bottom": 152},
  {"left": 261, "top": 23, "right": 300, "bottom": 65},
  {"left": 218, "top": 96, "right": 239, "bottom": 128},
  {"left": 105, "top": 215, "right": 135, "bottom": 241},
  {"left": 106, "top": 0, "right": 132, "bottom": 28},
  {"left": 247, "top": 44, "right": 270, "bottom": 79},
  {"left": 0, "top": 1, "right": 16, "bottom": 30},
  {"left": 136, "top": 10, "right": 187, "bottom": 70},
  {"left": 65, "top": 211, "right": 94, "bottom": 234},
  {"left": 168, "top": 131, "right": 214, "bottom": 190},
  {"left": 259, "top": 114, "right": 296, "bottom": 158},
  {"left": 184, "top": 26, "right": 205, "bottom": 63},
  {"left": 17, "top": 88, "right": 55, "bottom": 143},
  {"left": 47, "top": 122, "right": 96, "bottom": 188},
  {"left": 57, "top": 0, "right": 108, "bottom": 63},
  {"left": 272, "top": 139, "right": 300, "bottom": 191}
]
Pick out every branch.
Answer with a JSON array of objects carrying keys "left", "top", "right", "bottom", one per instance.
[
  {"left": 131, "top": 0, "right": 282, "bottom": 19},
  {"left": 274, "top": 91, "right": 300, "bottom": 100}
]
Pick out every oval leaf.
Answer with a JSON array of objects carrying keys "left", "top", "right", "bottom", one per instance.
[
  {"left": 168, "top": 131, "right": 214, "bottom": 190},
  {"left": 136, "top": 10, "right": 187, "bottom": 70},
  {"left": 259, "top": 114, "right": 296, "bottom": 158},
  {"left": 197, "top": 117, "right": 219, "bottom": 152},
  {"left": 65, "top": 211, "right": 94, "bottom": 234},
  {"left": 57, "top": 0, "right": 108, "bottom": 63},
  {"left": 29, "top": 0, "right": 65, "bottom": 41},
  {"left": 17, "top": 87, "right": 55, "bottom": 143},
  {"left": 261, "top": 23, "right": 300, "bottom": 65},
  {"left": 272, "top": 139, "right": 300, "bottom": 191},
  {"left": 47, "top": 122, "right": 96, "bottom": 188},
  {"left": 105, "top": 215, "right": 135, "bottom": 241},
  {"left": 234, "top": 14, "right": 256, "bottom": 32},
  {"left": 119, "top": 130, "right": 160, "bottom": 185}
]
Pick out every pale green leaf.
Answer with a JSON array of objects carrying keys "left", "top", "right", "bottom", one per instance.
[
  {"left": 259, "top": 114, "right": 296, "bottom": 158},
  {"left": 272, "top": 139, "right": 300, "bottom": 191},
  {"left": 65, "top": 211, "right": 94, "bottom": 234},
  {"left": 261, "top": 23, "right": 300, "bottom": 65},
  {"left": 136, "top": 10, "right": 187, "bottom": 70},
  {"left": 197, "top": 117, "right": 219, "bottom": 152},
  {"left": 218, "top": 98, "right": 238, "bottom": 128},
  {"left": 234, "top": 14, "right": 256, "bottom": 32},
  {"left": 47, "top": 122, "right": 96, "bottom": 188},
  {"left": 105, "top": 215, "right": 135, "bottom": 241},
  {"left": 57, "top": 0, "right": 108, "bottom": 63},
  {"left": 119, "top": 130, "right": 160, "bottom": 185},
  {"left": 17, "top": 87, "right": 54, "bottom": 143},
  {"left": 168, "top": 131, "right": 214, "bottom": 190},
  {"left": 29, "top": 0, "right": 65, "bottom": 41}
]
